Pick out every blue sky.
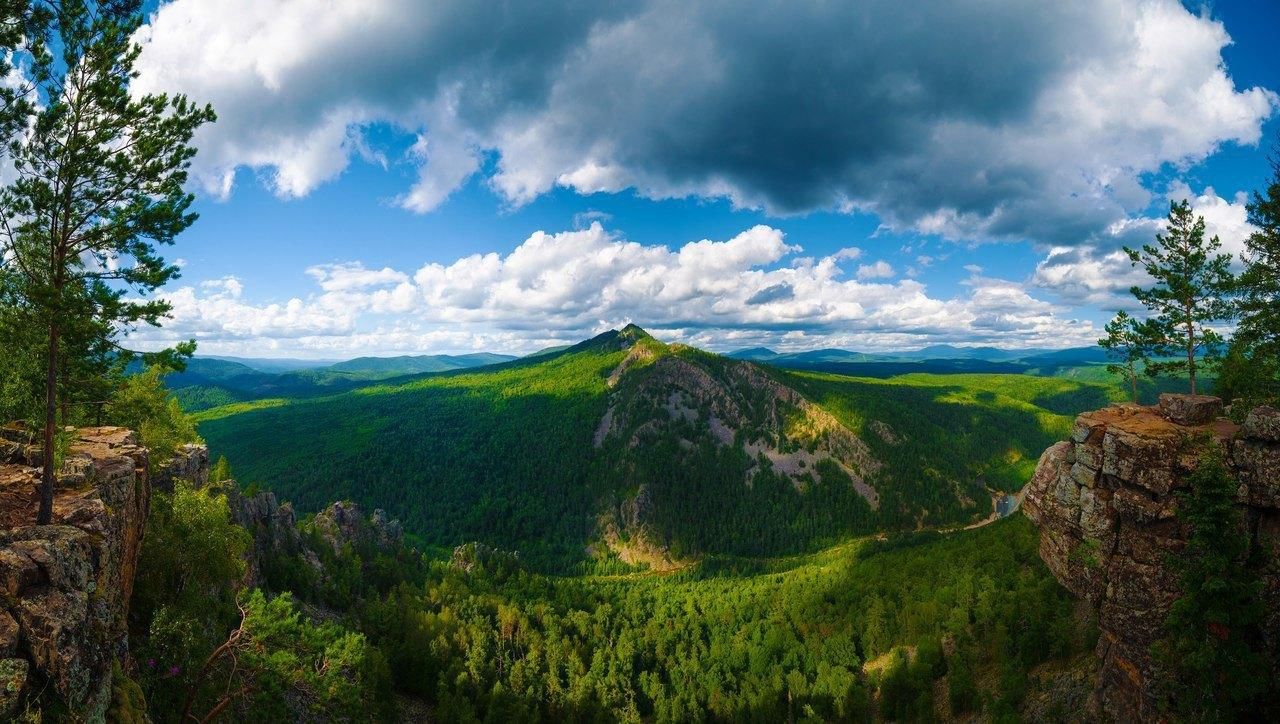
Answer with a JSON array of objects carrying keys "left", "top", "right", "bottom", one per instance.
[{"left": 129, "top": 0, "right": 1279, "bottom": 358}]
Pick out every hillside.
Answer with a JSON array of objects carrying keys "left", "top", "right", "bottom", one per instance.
[
  {"left": 197, "top": 326, "right": 1106, "bottom": 570},
  {"left": 162, "top": 351, "right": 517, "bottom": 411},
  {"left": 327, "top": 352, "right": 516, "bottom": 376}
]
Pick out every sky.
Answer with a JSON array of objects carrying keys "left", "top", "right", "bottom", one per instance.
[{"left": 125, "top": 0, "right": 1280, "bottom": 358}]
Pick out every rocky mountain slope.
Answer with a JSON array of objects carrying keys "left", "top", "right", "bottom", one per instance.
[
  {"left": 592, "top": 329, "right": 882, "bottom": 567},
  {"left": 1024, "top": 395, "right": 1279, "bottom": 720}
]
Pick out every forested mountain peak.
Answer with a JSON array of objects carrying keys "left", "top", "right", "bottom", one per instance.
[
  {"left": 196, "top": 328, "right": 1091, "bottom": 568},
  {"left": 593, "top": 342, "right": 883, "bottom": 567},
  {"left": 570, "top": 323, "right": 655, "bottom": 355}
]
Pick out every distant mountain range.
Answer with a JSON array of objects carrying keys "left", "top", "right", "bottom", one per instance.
[
  {"left": 724, "top": 344, "right": 1110, "bottom": 377},
  {"left": 196, "top": 325, "right": 1100, "bottom": 569},
  {"left": 162, "top": 352, "right": 517, "bottom": 411},
  {"left": 166, "top": 343, "right": 1119, "bottom": 411}
]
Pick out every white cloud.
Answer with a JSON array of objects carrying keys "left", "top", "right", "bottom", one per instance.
[
  {"left": 132, "top": 0, "right": 1275, "bottom": 243},
  {"left": 856, "top": 261, "right": 895, "bottom": 280},
  {"left": 1031, "top": 185, "right": 1255, "bottom": 306},
  {"left": 131, "top": 224, "right": 1098, "bottom": 356},
  {"left": 306, "top": 262, "right": 410, "bottom": 292}
]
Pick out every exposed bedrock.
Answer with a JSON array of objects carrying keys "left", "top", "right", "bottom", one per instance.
[{"left": 1023, "top": 396, "right": 1280, "bottom": 721}]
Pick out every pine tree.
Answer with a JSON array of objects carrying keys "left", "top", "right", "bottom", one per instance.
[
  {"left": 1236, "top": 149, "right": 1280, "bottom": 368},
  {"left": 1152, "top": 449, "right": 1267, "bottom": 719},
  {"left": 0, "top": 0, "right": 214, "bottom": 524},
  {"left": 1098, "top": 310, "right": 1146, "bottom": 402},
  {"left": 1125, "top": 200, "right": 1234, "bottom": 395}
]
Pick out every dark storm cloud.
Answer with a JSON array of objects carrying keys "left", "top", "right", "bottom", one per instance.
[{"left": 137, "top": 0, "right": 1274, "bottom": 244}]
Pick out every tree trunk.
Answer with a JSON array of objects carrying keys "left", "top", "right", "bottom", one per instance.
[
  {"left": 37, "top": 323, "right": 59, "bottom": 525},
  {"left": 1187, "top": 328, "right": 1197, "bottom": 396},
  {"left": 1129, "top": 366, "right": 1138, "bottom": 403}
]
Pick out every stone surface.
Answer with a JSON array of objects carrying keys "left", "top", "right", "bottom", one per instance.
[
  {"left": 1243, "top": 405, "right": 1280, "bottom": 443},
  {"left": 1023, "top": 398, "right": 1279, "bottom": 722},
  {"left": 313, "top": 500, "right": 404, "bottom": 554},
  {"left": 151, "top": 443, "right": 209, "bottom": 493},
  {"left": 225, "top": 481, "right": 315, "bottom": 585},
  {"left": 1157, "top": 393, "right": 1223, "bottom": 425},
  {"left": 0, "top": 426, "right": 209, "bottom": 718}
]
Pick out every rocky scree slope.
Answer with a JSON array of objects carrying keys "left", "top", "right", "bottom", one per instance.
[
  {"left": 592, "top": 328, "right": 882, "bottom": 567},
  {"left": 1023, "top": 394, "right": 1280, "bottom": 721},
  {"left": 0, "top": 424, "right": 206, "bottom": 720}
]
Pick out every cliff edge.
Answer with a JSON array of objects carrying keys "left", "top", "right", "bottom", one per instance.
[
  {"left": 1023, "top": 394, "right": 1280, "bottom": 721},
  {"left": 0, "top": 425, "right": 207, "bottom": 720}
]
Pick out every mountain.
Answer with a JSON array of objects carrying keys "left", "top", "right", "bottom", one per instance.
[
  {"left": 163, "top": 351, "right": 517, "bottom": 412},
  {"left": 196, "top": 325, "right": 1110, "bottom": 570},
  {"left": 326, "top": 352, "right": 517, "bottom": 376},
  {"left": 206, "top": 355, "right": 341, "bottom": 372},
  {"left": 895, "top": 344, "right": 1034, "bottom": 361},
  {"left": 724, "top": 346, "right": 778, "bottom": 360}
]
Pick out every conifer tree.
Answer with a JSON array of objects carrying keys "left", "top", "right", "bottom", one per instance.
[
  {"left": 1125, "top": 200, "right": 1234, "bottom": 395},
  {"left": 1236, "top": 150, "right": 1280, "bottom": 363},
  {"left": 1152, "top": 449, "right": 1266, "bottom": 719},
  {"left": 1098, "top": 310, "right": 1146, "bottom": 402},
  {"left": 0, "top": 0, "right": 214, "bottom": 524}
]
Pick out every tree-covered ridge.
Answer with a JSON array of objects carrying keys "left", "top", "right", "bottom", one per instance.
[
  {"left": 197, "top": 326, "right": 1110, "bottom": 570},
  {"left": 153, "top": 352, "right": 522, "bottom": 412},
  {"left": 198, "top": 329, "right": 630, "bottom": 569}
]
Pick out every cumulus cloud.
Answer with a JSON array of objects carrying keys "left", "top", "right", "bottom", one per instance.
[
  {"left": 131, "top": 224, "right": 1098, "bottom": 356},
  {"left": 1031, "top": 184, "right": 1257, "bottom": 307},
  {"left": 856, "top": 261, "right": 895, "bottom": 280},
  {"left": 133, "top": 0, "right": 1275, "bottom": 246}
]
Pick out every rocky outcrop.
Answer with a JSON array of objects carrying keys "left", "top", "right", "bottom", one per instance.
[
  {"left": 152, "top": 442, "right": 209, "bottom": 492},
  {"left": 450, "top": 541, "right": 521, "bottom": 575},
  {"left": 313, "top": 500, "right": 403, "bottom": 554},
  {"left": 224, "top": 483, "right": 309, "bottom": 585},
  {"left": 1023, "top": 396, "right": 1280, "bottom": 721},
  {"left": 596, "top": 344, "right": 881, "bottom": 501},
  {"left": 0, "top": 427, "right": 208, "bottom": 719}
]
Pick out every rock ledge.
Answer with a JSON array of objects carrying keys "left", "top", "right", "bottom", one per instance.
[{"left": 1023, "top": 395, "right": 1279, "bottom": 721}]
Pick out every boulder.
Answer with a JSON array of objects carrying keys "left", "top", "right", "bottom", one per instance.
[
  {"left": 1157, "top": 393, "right": 1223, "bottom": 425},
  {"left": 1243, "top": 406, "right": 1280, "bottom": 443}
]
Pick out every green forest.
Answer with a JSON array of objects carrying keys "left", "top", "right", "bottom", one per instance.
[
  {"left": 195, "top": 327, "right": 1103, "bottom": 571},
  {"left": 136, "top": 476, "right": 1093, "bottom": 722},
  {"left": 1, "top": 1, "right": 1278, "bottom": 721}
]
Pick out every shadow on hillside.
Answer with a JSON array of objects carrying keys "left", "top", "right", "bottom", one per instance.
[
  {"left": 198, "top": 384, "right": 610, "bottom": 572},
  {"left": 1031, "top": 385, "right": 1111, "bottom": 416}
]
